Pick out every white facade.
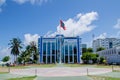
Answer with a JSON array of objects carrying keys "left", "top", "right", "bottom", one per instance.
[
  {"left": 97, "top": 47, "right": 120, "bottom": 64},
  {"left": 93, "top": 38, "right": 120, "bottom": 52}
]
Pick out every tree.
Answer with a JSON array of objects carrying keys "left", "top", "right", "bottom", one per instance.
[
  {"left": 81, "top": 52, "right": 92, "bottom": 64},
  {"left": 29, "top": 41, "right": 39, "bottom": 63},
  {"left": 82, "top": 48, "right": 87, "bottom": 54},
  {"left": 91, "top": 54, "right": 99, "bottom": 63},
  {"left": 87, "top": 48, "right": 93, "bottom": 53},
  {"left": 17, "top": 56, "right": 22, "bottom": 64},
  {"left": 9, "top": 38, "right": 22, "bottom": 63},
  {"left": 2, "top": 56, "right": 10, "bottom": 62},
  {"left": 17, "top": 41, "right": 39, "bottom": 65},
  {"left": 81, "top": 52, "right": 99, "bottom": 64},
  {"left": 97, "top": 47, "right": 105, "bottom": 52},
  {"left": 99, "top": 57, "right": 105, "bottom": 64},
  {"left": 17, "top": 50, "right": 32, "bottom": 65}
]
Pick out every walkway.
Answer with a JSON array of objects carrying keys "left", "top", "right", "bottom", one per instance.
[{"left": 10, "top": 67, "right": 112, "bottom": 77}]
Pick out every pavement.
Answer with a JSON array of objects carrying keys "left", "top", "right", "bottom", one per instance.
[
  {"left": 0, "top": 66, "right": 120, "bottom": 80},
  {"left": 10, "top": 67, "right": 112, "bottom": 77}
]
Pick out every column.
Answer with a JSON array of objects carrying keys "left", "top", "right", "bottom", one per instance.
[
  {"left": 50, "top": 42, "right": 52, "bottom": 63},
  {"left": 77, "top": 37, "right": 80, "bottom": 63},
  {"left": 56, "top": 38, "right": 58, "bottom": 63},
  {"left": 72, "top": 44, "right": 74, "bottom": 63},
  {"left": 42, "top": 41, "right": 43, "bottom": 63},
  {"left": 64, "top": 43, "right": 65, "bottom": 63},
  {"left": 76, "top": 40, "right": 78, "bottom": 63},
  {"left": 60, "top": 39, "right": 61, "bottom": 63},
  {"left": 39, "top": 37, "right": 43, "bottom": 63},
  {"left": 55, "top": 41, "right": 56, "bottom": 63},
  {"left": 57, "top": 38, "right": 58, "bottom": 63},
  {"left": 46, "top": 42, "right": 47, "bottom": 64},
  {"left": 68, "top": 44, "right": 69, "bottom": 63}
]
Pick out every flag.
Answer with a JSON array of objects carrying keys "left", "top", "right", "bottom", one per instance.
[{"left": 60, "top": 20, "right": 66, "bottom": 30}]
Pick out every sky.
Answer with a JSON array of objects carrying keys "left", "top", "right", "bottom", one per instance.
[{"left": 0, "top": 0, "right": 120, "bottom": 59}]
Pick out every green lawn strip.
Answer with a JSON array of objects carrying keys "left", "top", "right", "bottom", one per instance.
[
  {"left": 0, "top": 72, "right": 9, "bottom": 74},
  {"left": 7, "top": 76, "right": 36, "bottom": 80},
  {"left": 30, "top": 64, "right": 56, "bottom": 67},
  {"left": 89, "top": 75, "right": 120, "bottom": 80},
  {"left": 63, "top": 64, "right": 109, "bottom": 68},
  {"left": 113, "top": 70, "right": 120, "bottom": 72},
  {"left": 1, "top": 64, "right": 119, "bottom": 68},
  {"left": 62, "top": 64, "right": 95, "bottom": 67},
  {"left": 95, "top": 65, "right": 120, "bottom": 68},
  {"left": 9, "top": 66, "right": 27, "bottom": 69}
]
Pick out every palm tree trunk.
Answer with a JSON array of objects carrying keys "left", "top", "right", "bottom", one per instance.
[
  {"left": 15, "top": 55, "right": 17, "bottom": 64},
  {"left": 14, "top": 56, "right": 15, "bottom": 64}
]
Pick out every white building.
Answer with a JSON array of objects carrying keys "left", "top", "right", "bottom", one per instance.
[
  {"left": 97, "top": 47, "right": 120, "bottom": 64},
  {"left": 93, "top": 38, "right": 120, "bottom": 52}
]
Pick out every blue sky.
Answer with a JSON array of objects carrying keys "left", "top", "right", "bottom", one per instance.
[{"left": 0, "top": 0, "right": 120, "bottom": 59}]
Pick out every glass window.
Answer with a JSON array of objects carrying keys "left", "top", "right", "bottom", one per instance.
[
  {"left": 43, "top": 42, "right": 46, "bottom": 55},
  {"left": 47, "top": 42, "right": 50, "bottom": 56},
  {"left": 69, "top": 45, "right": 72, "bottom": 55},
  {"left": 52, "top": 42, "right": 55, "bottom": 55},
  {"left": 65, "top": 45, "right": 68, "bottom": 55}
]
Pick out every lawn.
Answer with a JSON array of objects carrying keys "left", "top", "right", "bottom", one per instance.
[
  {"left": 0, "top": 72, "right": 9, "bottom": 74},
  {"left": 63, "top": 64, "right": 96, "bottom": 67},
  {"left": 9, "top": 64, "right": 56, "bottom": 68},
  {"left": 7, "top": 76, "right": 36, "bottom": 80},
  {"left": 1, "top": 64, "right": 119, "bottom": 69},
  {"left": 89, "top": 76, "right": 120, "bottom": 80},
  {"left": 8, "top": 76, "right": 120, "bottom": 80},
  {"left": 60, "top": 64, "right": 117, "bottom": 68},
  {"left": 26, "top": 64, "right": 56, "bottom": 68}
]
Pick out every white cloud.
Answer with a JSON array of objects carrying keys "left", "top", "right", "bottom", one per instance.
[
  {"left": 0, "top": 47, "right": 11, "bottom": 60},
  {"left": 0, "top": 0, "right": 6, "bottom": 12},
  {"left": 94, "top": 33, "right": 107, "bottom": 40},
  {"left": 114, "top": 19, "right": 120, "bottom": 29},
  {"left": 24, "top": 33, "right": 40, "bottom": 45},
  {"left": 44, "top": 31, "right": 52, "bottom": 37},
  {"left": 0, "top": 0, "right": 6, "bottom": 5},
  {"left": 13, "top": 0, "right": 49, "bottom": 5},
  {"left": 49, "top": 11, "right": 98, "bottom": 37}
]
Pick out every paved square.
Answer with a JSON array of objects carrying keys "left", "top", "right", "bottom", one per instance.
[{"left": 10, "top": 67, "right": 112, "bottom": 77}]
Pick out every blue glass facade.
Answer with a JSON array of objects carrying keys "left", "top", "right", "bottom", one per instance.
[{"left": 38, "top": 35, "right": 82, "bottom": 64}]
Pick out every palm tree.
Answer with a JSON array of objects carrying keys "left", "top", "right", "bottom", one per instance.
[
  {"left": 29, "top": 41, "right": 39, "bottom": 63},
  {"left": 9, "top": 38, "right": 22, "bottom": 63},
  {"left": 20, "top": 50, "right": 32, "bottom": 65}
]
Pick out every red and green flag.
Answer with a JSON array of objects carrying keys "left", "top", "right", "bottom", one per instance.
[{"left": 60, "top": 20, "right": 66, "bottom": 30}]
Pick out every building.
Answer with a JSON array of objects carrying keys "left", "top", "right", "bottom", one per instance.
[
  {"left": 92, "top": 38, "right": 120, "bottom": 52},
  {"left": 97, "top": 47, "right": 120, "bottom": 64},
  {"left": 81, "top": 44, "right": 87, "bottom": 48},
  {"left": 38, "top": 35, "right": 82, "bottom": 64}
]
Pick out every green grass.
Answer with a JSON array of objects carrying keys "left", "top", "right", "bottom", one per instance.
[
  {"left": 89, "top": 76, "right": 120, "bottom": 80},
  {"left": 7, "top": 76, "right": 36, "bottom": 80},
  {"left": 95, "top": 65, "right": 112, "bottom": 68},
  {"left": 0, "top": 72, "right": 9, "bottom": 74},
  {"left": 113, "top": 70, "right": 120, "bottom": 72},
  {"left": 63, "top": 64, "right": 112, "bottom": 68},
  {"left": 9, "top": 64, "right": 56, "bottom": 68},
  {"left": 1, "top": 64, "right": 119, "bottom": 69},
  {"left": 24, "top": 64, "right": 56, "bottom": 68}
]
